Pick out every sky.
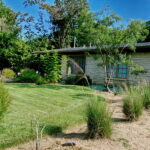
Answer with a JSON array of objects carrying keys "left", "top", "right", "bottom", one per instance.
[{"left": 3, "top": 0, "right": 150, "bottom": 24}]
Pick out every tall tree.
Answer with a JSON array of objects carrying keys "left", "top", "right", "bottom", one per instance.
[
  {"left": 0, "top": 0, "right": 18, "bottom": 70},
  {"left": 24, "top": 0, "right": 90, "bottom": 48},
  {"left": 93, "top": 13, "right": 148, "bottom": 92},
  {"left": 0, "top": 1, "right": 31, "bottom": 72}
]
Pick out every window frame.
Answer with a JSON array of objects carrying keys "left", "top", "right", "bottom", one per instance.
[{"left": 107, "top": 63, "right": 129, "bottom": 79}]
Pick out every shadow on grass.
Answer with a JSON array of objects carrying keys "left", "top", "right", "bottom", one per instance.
[
  {"left": 112, "top": 118, "right": 129, "bottom": 122},
  {"left": 44, "top": 124, "right": 87, "bottom": 140},
  {"left": 72, "top": 93, "right": 94, "bottom": 99},
  {"left": 72, "top": 93, "right": 105, "bottom": 101},
  {"left": 7, "top": 83, "right": 91, "bottom": 91},
  {"left": 55, "top": 132, "right": 87, "bottom": 140}
]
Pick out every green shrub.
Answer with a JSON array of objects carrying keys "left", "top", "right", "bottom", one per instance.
[
  {"left": 0, "top": 83, "right": 11, "bottom": 120},
  {"left": 65, "top": 74, "right": 92, "bottom": 86},
  {"left": 2, "top": 68, "right": 15, "bottom": 79},
  {"left": 20, "top": 68, "right": 30, "bottom": 73},
  {"left": 15, "top": 69, "right": 40, "bottom": 83},
  {"left": 65, "top": 75, "right": 77, "bottom": 85},
  {"left": 35, "top": 76, "right": 47, "bottom": 85},
  {"left": 86, "top": 98, "right": 112, "bottom": 138},
  {"left": 41, "top": 52, "right": 61, "bottom": 83},
  {"left": 122, "top": 86, "right": 143, "bottom": 121}
]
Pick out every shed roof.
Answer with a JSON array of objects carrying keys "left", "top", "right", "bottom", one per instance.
[{"left": 33, "top": 42, "right": 150, "bottom": 54}]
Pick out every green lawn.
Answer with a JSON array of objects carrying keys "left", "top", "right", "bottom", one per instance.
[{"left": 0, "top": 84, "right": 95, "bottom": 149}]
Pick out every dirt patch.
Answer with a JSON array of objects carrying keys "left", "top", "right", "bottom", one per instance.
[{"left": 7, "top": 92, "right": 150, "bottom": 150}]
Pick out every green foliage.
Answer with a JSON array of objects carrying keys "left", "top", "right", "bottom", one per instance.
[
  {"left": 65, "top": 74, "right": 92, "bottom": 86},
  {"left": 35, "top": 76, "right": 47, "bottom": 85},
  {"left": 86, "top": 98, "right": 112, "bottom": 138},
  {"left": 0, "top": 83, "right": 11, "bottom": 120},
  {"left": 92, "top": 12, "right": 148, "bottom": 90},
  {"left": 24, "top": 0, "right": 90, "bottom": 48},
  {"left": 123, "top": 86, "right": 143, "bottom": 121},
  {"left": 0, "top": 1, "right": 22, "bottom": 70},
  {"left": 2, "top": 68, "right": 15, "bottom": 79},
  {"left": 65, "top": 75, "right": 77, "bottom": 85},
  {"left": 20, "top": 68, "right": 30, "bottom": 73},
  {"left": 5, "top": 40, "right": 31, "bottom": 73},
  {"left": 144, "top": 21, "right": 150, "bottom": 42},
  {"left": 15, "top": 69, "right": 40, "bottom": 83},
  {"left": 130, "top": 64, "right": 147, "bottom": 76},
  {"left": 41, "top": 52, "right": 61, "bottom": 83}
]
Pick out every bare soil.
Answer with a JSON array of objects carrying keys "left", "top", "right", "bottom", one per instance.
[{"left": 7, "top": 92, "right": 150, "bottom": 150}]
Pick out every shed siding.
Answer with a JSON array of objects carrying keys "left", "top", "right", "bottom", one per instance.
[
  {"left": 85, "top": 56, "right": 105, "bottom": 83},
  {"left": 61, "top": 53, "right": 150, "bottom": 84},
  {"left": 129, "top": 53, "right": 150, "bottom": 83}
]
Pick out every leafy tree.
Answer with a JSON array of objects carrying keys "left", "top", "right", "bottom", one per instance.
[
  {"left": 144, "top": 21, "right": 150, "bottom": 42},
  {"left": 40, "top": 52, "right": 61, "bottom": 83},
  {"left": 5, "top": 39, "right": 31, "bottom": 72},
  {"left": 93, "top": 13, "right": 148, "bottom": 92},
  {"left": 70, "top": 8, "right": 96, "bottom": 47},
  {"left": 0, "top": 0, "right": 30, "bottom": 72},
  {"left": 24, "top": 0, "right": 90, "bottom": 48},
  {"left": 0, "top": 0, "right": 17, "bottom": 70}
]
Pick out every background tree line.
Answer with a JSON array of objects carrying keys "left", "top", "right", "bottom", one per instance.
[{"left": 0, "top": 0, "right": 149, "bottom": 83}]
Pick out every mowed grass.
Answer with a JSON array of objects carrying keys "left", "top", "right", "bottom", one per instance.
[{"left": 0, "top": 84, "right": 94, "bottom": 149}]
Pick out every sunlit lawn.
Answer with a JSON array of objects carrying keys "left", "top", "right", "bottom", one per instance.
[{"left": 0, "top": 83, "right": 95, "bottom": 149}]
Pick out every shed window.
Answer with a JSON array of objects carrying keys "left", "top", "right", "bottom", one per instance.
[{"left": 108, "top": 64, "right": 128, "bottom": 79}]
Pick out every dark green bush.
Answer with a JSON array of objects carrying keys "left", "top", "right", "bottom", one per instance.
[
  {"left": 41, "top": 52, "right": 61, "bottom": 83},
  {"left": 65, "top": 74, "right": 92, "bottom": 86},
  {"left": 15, "top": 69, "right": 40, "bottom": 83},
  {"left": 35, "top": 76, "right": 47, "bottom": 85},
  {"left": 0, "top": 83, "right": 11, "bottom": 120},
  {"left": 86, "top": 98, "right": 112, "bottom": 138}
]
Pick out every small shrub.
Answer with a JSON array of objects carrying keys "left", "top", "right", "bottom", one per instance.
[
  {"left": 15, "top": 69, "right": 40, "bottom": 83},
  {"left": 65, "top": 74, "right": 92, "bottom": 86},
  {"left": 20, "top": 68, "right": 30, "bottom": 73},
  {"left": 65, "top": 75, "right": 77, "bottom": 85},
  {"left": 123, "top": 94, "right": 143, "bottom": 121},
  {"left": 86, "top": 98, "right": 112, "bottom": 138},
  {"left": 2, "top": 68, "right": 15, "bottom": 79},
  {"left": 0, "top": 83, "right": 11, "bottom": 120},
  {"left": 35, "top": 76, "right": 47, "bottom": 85}
]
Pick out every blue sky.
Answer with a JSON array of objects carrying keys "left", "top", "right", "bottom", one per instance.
[{"left": 3, "top": 0, "right": 150, "bottom": 23}]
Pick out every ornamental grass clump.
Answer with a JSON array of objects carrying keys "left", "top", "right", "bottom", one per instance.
[
  {"left": 123, "top": 86, "right": 143, "bottom": 121},
  {"left": 0, "top": 83, "right": 11, "bottom": 120},
  {"left": 140, "top": 86, "right": 150, "bottom": 109},
  {"left": 86, "top": 98, "right": 112, "bottom": 139}
]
